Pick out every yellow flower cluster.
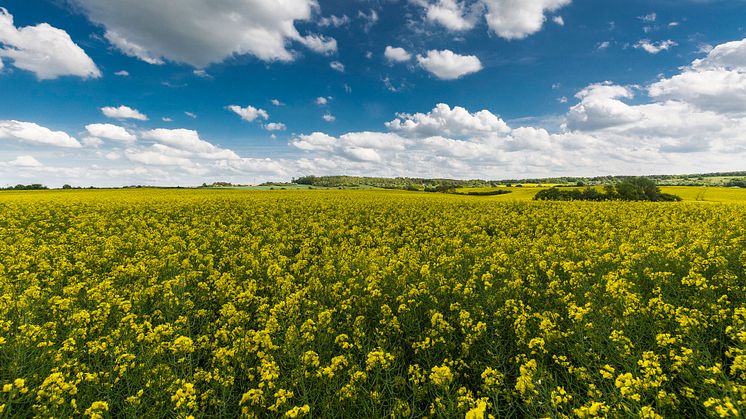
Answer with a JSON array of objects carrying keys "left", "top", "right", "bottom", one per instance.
[{"left": 0, "top": 188, "right": 745, "bottom": 417}]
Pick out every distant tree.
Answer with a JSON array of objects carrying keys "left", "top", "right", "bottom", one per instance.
[{"left": 62, "top": 184, "right": 72, "bottom": 189}]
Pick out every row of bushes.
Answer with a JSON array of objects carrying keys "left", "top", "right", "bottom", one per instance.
[{"left": 535, "top": 178, "right": 681, "bottom": 202}]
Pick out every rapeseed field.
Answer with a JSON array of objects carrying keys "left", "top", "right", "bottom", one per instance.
[{"left": 1, "top": 189, "right": 746, "bottom": 417}]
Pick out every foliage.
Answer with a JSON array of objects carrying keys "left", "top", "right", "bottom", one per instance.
[
  {"left": 1, "top": 184, "right": 48, "bottom": 191},
  {"left": 535, "top": 178, "right": 682, "bottom": 202},
  {"left": 293, "top": 175, "right": 495, "bottom": 190},
  {"left": 0, "top": 189, "right": 744, "bottom": 417}
]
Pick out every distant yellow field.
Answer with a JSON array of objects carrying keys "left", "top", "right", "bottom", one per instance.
[{"left": 456, "top": 185, "right": 746, "bottom": 203}]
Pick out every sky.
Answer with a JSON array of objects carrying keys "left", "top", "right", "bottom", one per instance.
[{"left": 0, "top": 0, "right": 745, "bottom": 187}]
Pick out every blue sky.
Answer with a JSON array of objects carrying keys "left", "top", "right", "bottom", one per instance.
[{"left": 0, "top": 0, "right": 745, "bottom": 186}]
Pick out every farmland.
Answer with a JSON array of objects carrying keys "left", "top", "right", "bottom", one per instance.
[{"left": 1, "top": 188, "right": 746, "bottom": 417}]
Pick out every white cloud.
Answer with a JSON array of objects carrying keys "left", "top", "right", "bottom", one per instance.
[
  {"left": 0, "top": 120, "right": 81, "bottom": 148},
  {"left": 114, "top": 70, "right": 129, "bottom": 76},
  {"left": 227, "top": 105, "right": 269, "bottom": 122},
  {"left": 635, "top": 39, "right": 677, "bottom": 54},
  {"left": 316, "top": 97, "right": 331, "bottom": 106},
  {"left": 481, "top": 0, "right": 571, "bottom": 39},
  {"left": 322, "top": 113, "right": 336, "bottom": 122},
  {"left": 141, "top": 128, "right": 240, "bottom": 160},
  {"left": 85, "top": 123, "right": 137, "bottom": 143},
  {"left": 101, "top": 105, "right": 149, "bottom": 121},
  {"left": 69, "top": 0, "right": 336, "bottom": 67},
  {"left": 553, "top": 16, "right": 564, "bottom": 26},
  {"left": 318, "top": 15, "right": 350, "bottom": 28},
  {"left": 597, "top": 41, "right": 611, "bottom": 51},
  {"left": 386, "top": 103, "right": 510, "bottom": 138},
  {"left": 357, "top": 10, "right": 379, "bottom": 32},
  {"left": 185, "top": 112, "right": 197, "bottom": 119},
  {"left": 264, "top": 122, "right": 287, "bottom": 131},
  {"left": 424, "top": 0, "right": 477, "bottom": 31},
  {"left": 417, "top": 0, "right": 570, "bottom": 39},
  {"left": 649, "top": 38, "right": 746, "bottom": 113},
  {"left": 9, "top": 155, "right": 43, "bottom": 167},
  {"left": 384, "top": 46, "right": 412, "bottom": 63},
  {"left": 162, "top": 117, "right": 173, "bottom": 122},
  {"left": 417, "top": 49, "right": 482, "bottom": 80},
  {"left": 297, "top": 34, "right": 337, "bottom": 55},
  {"left": 693, "top": 38, "right": 746, "bottom": 71},
  {"left": 330, "top": 61, "right": 345, "bottom": 72},
  {"left": 0, "top": 7, "right": 100, "bottom": 80},
  {"left": 271, "top": 99, "right": 284, "bottom": 106},
  {"left": 639, "top": 13, "right": 657, "bottom": 22}
]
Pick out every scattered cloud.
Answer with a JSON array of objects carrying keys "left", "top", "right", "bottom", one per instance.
[
  {"left": 0, "top": 7, "right": 100, "bottom": 80},
  {"left": 635, "top": 39, "right": 677, "bottom": 54},
  {"left": 639, "top": 13, "right": 657, "bottom": 22},
  {"left": 481, "top": 0, "right": 571, "bottom": 39},
  {"left": 417, "top": 49, "right": 482, "bottom": 80},
  {"left": 424, "top": 0, "right": 478, "bottom": 31},
  {"left": 385, "top": 46, "right": 412, "bottom": 63},
  {"left": 316, "top": 96, "right": 331, "bottom": 106},
  {"left": 597, "top": 41, "right": 611, "bottom": 51},
  {"left": 227, "top": 105, "right": 269, "bottom": 122},
  {"left": 101, "top": 105, "right": 148, "bottom": 121},
  {"left": 322, "top": 113, "right": 336, "bottom": 122},
  {"left": 264, "top": 122, "right": 287, "bottom": 131},
  {"left": 357, "top": 9, "right": 379, "bottom": 32},
  {"left": 141, "top": 128, "right": 239, "bottom": 160},
  {"left": 298, "top": 34, "right": 338, "bottom": 55},
  {"left": 0, "top": 120, "right": 81, "bottom": 148},
  {"left": 114, "top": 70, "right": 129, "bottom": 76},
  {"left": 417, "top": 0, "right": 571, "bottom": 39},
  {"left": 185, "top": 112, "right": 197, "bottom": 119},
  {"left": 85, "top": 123, "right": 137, "bottom": 143},
  {"left": 330, "top": 61, "right": 345, "bottom": 72},
  {"left": 271, "top": 99, "right": 285, "bottom": 106},
  {"left": 553, "top": 16, "right": 565, "bottom": 26},
  {"left": 318, "top": 15, "right": 350, "bottom": 28}
]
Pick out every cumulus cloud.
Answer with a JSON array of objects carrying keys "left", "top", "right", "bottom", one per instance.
[
  {"left": 85, "top": 123, "right": 137, "bottom": 143},
  {"left": 227, "top": 105, "right": 269, "bottom": 122},
  {"left": 316, "top": 97, "right": 331, "bottom": 106},
  {"left": 101, "top": 105, "right": 148, "bottom": 121},
  {"left": 482, "top": 0, "right": 571, "bottom": 39},
  {"left": 417, "top": 0, "right": 570, "bottom": 39},
  {"left": 141, "top": 128, "right": 240, "bottom": 160},
  {"left": 386, "top": 103, "right": 510, "bottom": 138},
  {"left": 0, "top": 120, "right": 82, "bottom": 148},
  {"left": 322, "top": 113, "right": 336, "bottom": 122},
  {"left": 114, "top": 70, "right": 129, "bottom": 76},
  {"left": 69, "top": 0, "right": 336, "bottom": 67},
  {"left": 384, "top": 46, "right": 412, "bottom": 63},
  {"left": 0, "top": 7, "right": 100, "bottom": 80},
  {"left": 635, "top": 39, "right": 677, "bottom": 54},
  {"left": 424, "top": 0, "right": 477, "bottom": 31},
  {"left": 417, "top": 49, "right": 482, "bottom": 80},
  {"left": 649, "top": 38, "right": 746, "bottom": 113}
]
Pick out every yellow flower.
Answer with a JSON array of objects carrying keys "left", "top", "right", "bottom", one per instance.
[
  {"left": 430, "top": 365, "right": 454, "bottom": 386},
  {"left": 465, "top": 400, "right": 487, "bottom": 419}
]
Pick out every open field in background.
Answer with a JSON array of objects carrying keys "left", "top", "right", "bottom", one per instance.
[{"left": 1, "top": 189, "right": 746, "bottom": 417}]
